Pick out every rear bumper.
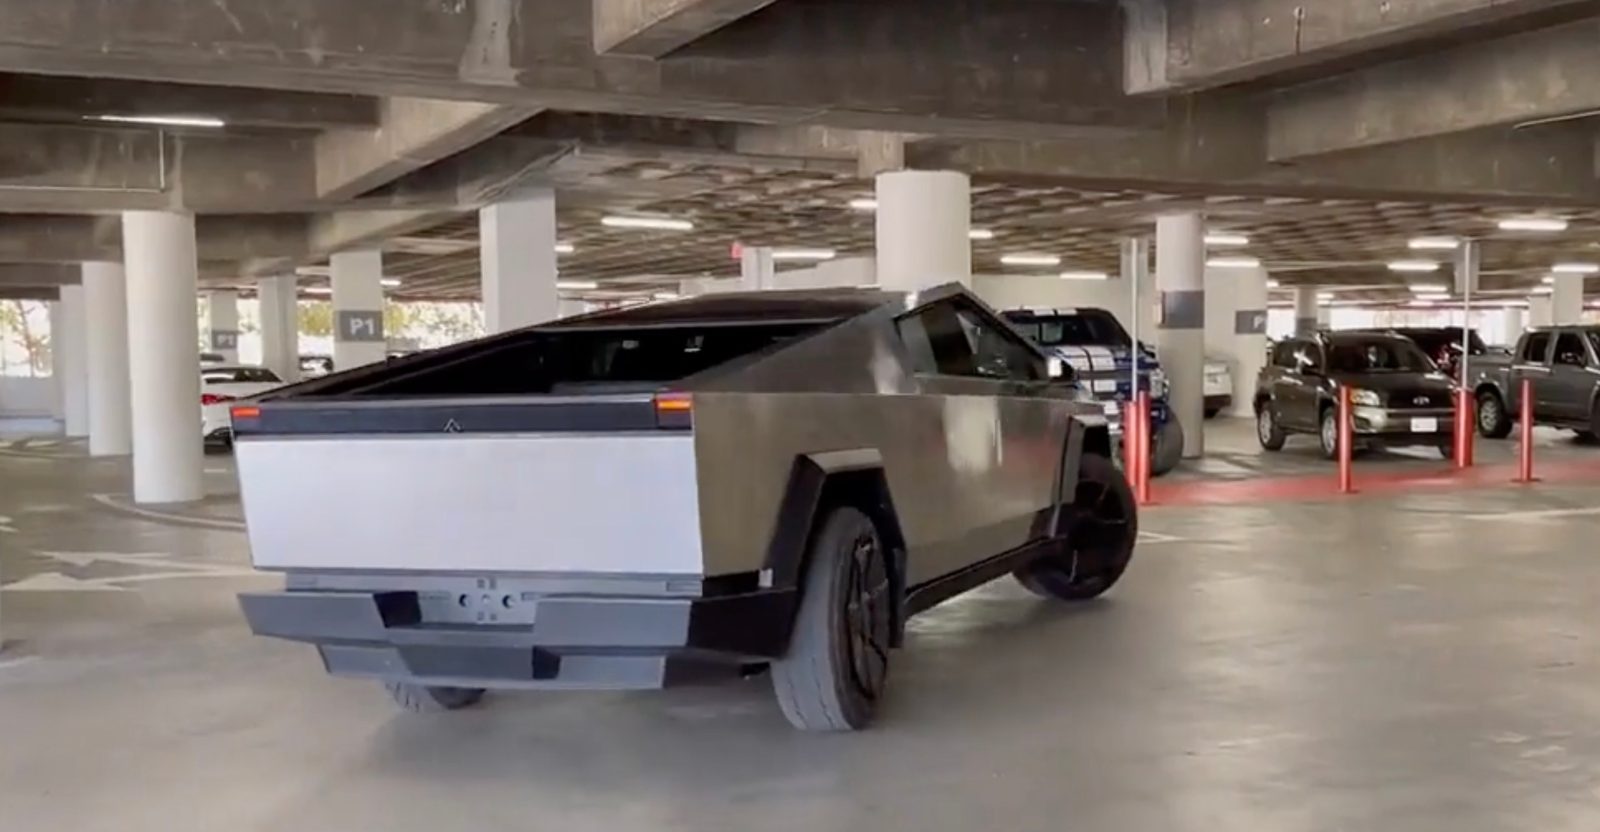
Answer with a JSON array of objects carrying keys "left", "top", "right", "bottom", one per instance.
[
  {"left": 1204, "top": 394, "right": 1233, "bottom": 412},
  {"left": 239, "top": 580, "right": 796, "bottom": 690}
]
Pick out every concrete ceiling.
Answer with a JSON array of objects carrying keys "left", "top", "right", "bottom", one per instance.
[{"left": 0, "top": 0, "right": 1596, "bottom": 304}]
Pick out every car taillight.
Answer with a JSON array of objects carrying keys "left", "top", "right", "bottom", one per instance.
[
  {"left": 200, "top": 393, "right": 236, "bottom": 406},
  {"left": 653, "top": 392, "right": 693, "bottom": 429}
]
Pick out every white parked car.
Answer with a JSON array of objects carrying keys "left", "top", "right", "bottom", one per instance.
[
  {"left": 1204, "top": 357, "right": 1234, "bottom": 418},
  {"left": 201, "top": 365, "right": 284, "bottom": 448}
]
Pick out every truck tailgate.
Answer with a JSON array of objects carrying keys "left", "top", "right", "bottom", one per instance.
[{"left": 237, "top": 430, "right": 704, "bottom": 575}]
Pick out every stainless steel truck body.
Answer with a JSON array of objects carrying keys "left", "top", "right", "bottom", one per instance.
[{"left": 235, "top": 284, "right": 1136, "bottom": 730}]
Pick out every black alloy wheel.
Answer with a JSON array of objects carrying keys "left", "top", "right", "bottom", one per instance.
[{"left": 1016, "top": 454, "right": 1138, "bottom": 601}]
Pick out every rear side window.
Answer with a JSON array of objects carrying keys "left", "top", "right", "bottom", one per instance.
[
  {"left": 1554, "top": 332, "right": 1588, "bottom": 367},
  {"left": 1006, "top": 310, "right": 1129, "bottom": 348},
  {"left": 1271, "top": 342, "right": 1298, "bottom": 368},
  {"left": 1521, "top": 332, "right": 1552, "bottom": 363}
]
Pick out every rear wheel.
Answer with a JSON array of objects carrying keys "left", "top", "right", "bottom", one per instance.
[
  {"left": 1477, "top": 390, "right": 1511, "bottom": 439},
  {"left": 771, "top": 506, "right": 891, "bottom": 732},
  {"left": 1256, "top": 403, "right": 1286, "bottom": 451},
  {"left": 1150, "top": 417, "right": 1184, "bottom": 476},
  {"left": 1015, "top": 454, "right": 1138, "bottom": 602},
  {"left": 383, "top": 682, "right": 485, "bottom": 713}
]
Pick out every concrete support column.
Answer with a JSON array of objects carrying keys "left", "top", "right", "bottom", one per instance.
[
  {"left": 47, "top": 300, "right": 65, "bottom": 421},
  {"left": 83, "top": 261, "right": 132, "bottom": 457},
  {"left": 1293, "top": 286, "right": 1321, "bottom": 335},
  {"left": 56, "top": 285, "right": 89, "bottom": 437},
  {"left": 1529, "top": 294, "right": 1554, "bottom": 328},
  {"left": 739, "top": 246, "right": 775, "bottom": 290},
  {"left": 1119, "top": 237, "right": 1155, "bottom": 341},
  {"left": 257, "top": 276, "right": 301, "bottom": 383},
  {"left": 1155, "top": 212, "right": 1205, "bottom": 458},
  {"left": 875, "top": 170, "right": 971, "bottom": 291},
  {"left": 1502, "top": 307, "right": 1526, "bottom": 343},
  {"left": 121, "top": 211, "right": 202, "bottom": 504},
  {"left": 1206, "top": 265, "right": 1269, "bottom": 418},
  {"left": 1551, "top": 273, "right": 1584, "bottom": 325},
  {"left": 480, "top": 191, "right": 558, "bottom": 334},
  {"left": 204, "top": 290, "right": 240, "bottom": 362},
  {"left": 330, "top": 250, "right": 387, "bottom": 370}
]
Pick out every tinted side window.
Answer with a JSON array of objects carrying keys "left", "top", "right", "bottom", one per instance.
[
  {"left": 1554, "top": 332, "right": 1588, "bottom": 367},
  {"left": 1521, "top": 332, "right": 1552, "bottom": 363},
  {"left": 1292, "top": 343, "right": 1323, "bottom": 373},
  {"left": 1271, "top": 342, "right": 1297, "bottom": 368},
  {"left": 897, "top": 302, "right": 1040, "bottom": 381}
]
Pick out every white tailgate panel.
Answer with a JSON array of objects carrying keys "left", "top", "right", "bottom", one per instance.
[{"left": 238, "top": 433, "right": 703, "bottom": 574}]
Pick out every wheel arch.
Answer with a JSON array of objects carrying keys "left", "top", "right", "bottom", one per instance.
[{"left": 763, "top": 450, "right": 910, "bottom": 648}]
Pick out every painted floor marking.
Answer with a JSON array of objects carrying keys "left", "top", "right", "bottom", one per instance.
[{"left": 89, "top": 493, "right": 246, "bottom": 532}]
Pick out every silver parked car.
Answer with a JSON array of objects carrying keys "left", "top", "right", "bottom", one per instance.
[{"left": 235, "top": 285, "right": 1138, "bottom": 731}]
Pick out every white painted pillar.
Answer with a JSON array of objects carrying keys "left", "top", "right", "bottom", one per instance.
[
  {"left": 739, "top": 246, "right": 775, "bottom": 290},
  {"left": 1293, "top": 286, "right": 1320, "bottom": 335},
  {"left": 83, "top": 261, "right": 132, "bottom": 457},
  {"left": 1155, "top": 212, "right": 1206, "bottom": 458},
  {"left": 1502, "top": 307, "right": 1526, "bottom": 343},
  {"left": 57, "top": 284, "right": 89, "bottom": 437},
  {"left": 257, "top": 276, "right": 301, "bottom": 383},
  {"left": 480, "top": 191, "right": 559, "bottom": 334},
  {"left": 330, "top": 250, "right": 387, "bottom": 369},
  {"left": 122, "top": 211, "right": 202, "bottom": 503},
  {"left": 1529, "top": 294, "right": 1554, "bottom": 328},
  {"left": 1119, "top": 237, "right": 1156, "bottom": 341},
  {"left": 47, "top": 300, "right": 66, "bottom": 421},
  {"left": 1206, "top": 265, "right": 1269, "bottom": 418},
  {"left": 875, "top": 170, "right": 971, "bottom": 291},
  {"left": 204, "top": 290, "right": 240, "bottom": 362},
  {"left": 1551, "top": 273, "right": 1584, "bottom": 325},
  {"left": 557, "top": 299, "right": 591, "bottom": 319}
]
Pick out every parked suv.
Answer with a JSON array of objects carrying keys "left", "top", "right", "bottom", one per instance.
[
  {"left": 1255, "top": 331, "right": 1456, "bottom": 458},
  {"left": 1003, "top": 307, "right": 1184, "bottom": 475},
  {"left": 1473, "top": 325, "right": 1600, "bottom": 439}
]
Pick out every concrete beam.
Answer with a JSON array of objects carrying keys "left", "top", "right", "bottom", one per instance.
[
  {"left": 314, "top": 98, "right": 539, "bottom": 200},
  {"left": 0, "top": 75, "right": 379, "bottom": 130},
  {"left": 1266, "top": 17, "right": 1600, "bottom": 159},
  {"left": 593, "top": 0, "right": 778, "bottom": 56},
  {"left": 0, "top": 0, "right": 1159, "bottom": 139},
  {"left": 1136, "top": 0, "right": 1599, "bottom": 93}
]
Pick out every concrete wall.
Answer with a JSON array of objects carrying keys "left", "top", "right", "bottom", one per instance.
[{"left": 0, "top": 376, "right": 58, "bottom": 417}]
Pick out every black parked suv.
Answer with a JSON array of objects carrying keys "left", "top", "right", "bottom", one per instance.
[{"left": 1255, "top": 332, "right": 1457, "bottom": 459}]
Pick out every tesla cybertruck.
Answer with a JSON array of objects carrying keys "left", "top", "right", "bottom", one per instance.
[{"left": 235, "top": 284, "right": 1139, "bottom": 731}]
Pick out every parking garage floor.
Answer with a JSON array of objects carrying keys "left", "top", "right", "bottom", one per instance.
[{"left": 6, "top": 423, "right": 1600, "bottom": 831}]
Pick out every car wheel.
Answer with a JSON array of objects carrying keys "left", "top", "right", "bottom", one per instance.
[
  {"left": 1437, "top": 442, "right": 1454, "bottom": 460},
  {"left": 771, "top": 505, "right": 890, "bottom": 732},
  {"left": 1476, "top": 390, "right": 1512, "bottom": 439},
  {"left": 1319, "top": 407, "right": 1340, "bottom": 460},
  {"left": 1150, "top": 417, "right": 1184, "bottom": 476},
  {"left": 1257, "top": 404, "right": 1287, "bottom": 451},
  {"left": 1204, "top": 407, "right": 1221, "bottom": 419},
  {"left": 383, "top": 682, "right": 485, "bottom": 713},
  {"left": 1015, "top": 453, "right": 1137, "bottom": 602}
]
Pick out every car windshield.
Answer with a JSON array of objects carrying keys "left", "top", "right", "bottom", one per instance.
[
  {"left": 1006, "top": 310, "right": 1130, "bottom": 347},
  {"left": 1327, "top": 338, "right": 1435, "bottom": 373},
  {"left": 1392, "top": 328, "right": 1486, "bottom": 357}
]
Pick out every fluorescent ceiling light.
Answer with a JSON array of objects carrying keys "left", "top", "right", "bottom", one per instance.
[
  {"left": 771, "top": 248, "right": 836, "bottom": 261},
  {"left": 380, "top": 278, "right": 401, "bottom": 288},
  {"left": 1542, "top": 275, "right": 1556, "bottom": 285},
  {"left": 652, "top": 291, "right": 681, "bottom": 301},
  {"left": 1266, "top": 279, "right": 1281, "bottom": 288},
  {"left": 1204, "top": 232, "right": 1250, "bottom": 247},
  {"left": 293, "top": 265, "right": 329, "bottom": 278},
  {"left": 1498, "top": 217, "right": 1568, "bottom": 232},
  {"left": 1408, "top": 237, "right": 1460, "bottom": 251},
  {"left": 1317, "top": 291, "right": 1334, "bottom": 301},
  {"left": 968, "top": 229, "right": 995, "bottom": 240},
  {"left": 555, "top": 242, "right": 575, "bottom": 254},
  {"left": 1001, "top": 253, "right": 1061, "bottom": 267},
  {"left": 1207, "top": 256, "right": 1261, "bottom": 269},
  {"left": 302, "top": 286, "right": 332, "bottom": 296},
  {"left": 87, "top": 113, "right": 226, "bottom": 128},
  {"left": 600, "top": 215, "right": 693, "bottom": 231},
  {"left": 1408, "top": 300, "right": 1437, "bottom": 308},
  {"left": 1533, "top": 286, "right": 1554, "bottom": 295},
  {"left": 557, "top": 280, "right": 599, "bottom": 291},
  {"left": 1407, "top": 283, "right": 1449, "bottom": 293},
  {"left": 1415, "top": 292, "right": 1452, "bottom": 302},
  {"left": 848, "top": 198, "right": 878, "bottom": 211},
  {"left": 1388, "top": 260, "right": 1441, "bottom": 273},
  {"left": 1059, "top": 271, "right": 1109, "bottom": 281},
  {"left": 1551, "top": 262, "right": 1599, "bottom": 274}
]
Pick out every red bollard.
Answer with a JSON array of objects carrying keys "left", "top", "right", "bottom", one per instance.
[
  {"left": 1135, "top": 391, "right": 1154, "bottom": 505},
  {"left": 1337, "top": 385, "right": 1355, "bottom": 494},
  {"left": 1514, "top": 377, "right": 1537, "bottom": 484},
  {"left": 1452, "top": 388, "right": 1476, "bottom": 468},
  {"left": 1122, "top": 398, "right": 1141, "bottom": 489}
]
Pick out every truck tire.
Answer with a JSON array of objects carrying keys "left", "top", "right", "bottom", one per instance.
[
  {"left": 1150, "top": 417, "right": 1184, "bottom": 476},
  {"left": 1015, "top": 453, "right": 1137, "bottom": 602},
  {"left": 771, "top": 505, "right": 890, "bottom": 732},
  {"left": 1476, "top": 389, "right": 1512, "bottom": 439},
  {"left": 1257, "top": 403, "right": 1287, "bottom": 451},
  {"left": 383, "top": 682, "right": 485, "bottom": 713}
]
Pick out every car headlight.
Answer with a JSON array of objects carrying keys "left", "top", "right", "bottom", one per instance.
[
  {"left": 1350, "top": 388, "right": 1382, "bottom": 407},
  {"left": 1148, "top": 368, "right": 1169, "bottom": 398}
]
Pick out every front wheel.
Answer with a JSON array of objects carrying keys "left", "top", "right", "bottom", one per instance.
[
  {"left": 1257, "top": 403, "right": 1287, "bottom": 451},
  {"left": 1015, "top": 454, "right": 1138, "bottom": 601},
  {"left": 771, "top": 506, "right": 891, "bottom": 732},
  {"left": 384, "top": 682, "right": 485, "bottom": 713},
  {"left": 1150, "top": 417, "right": 1184, "bottom": 476},
  {"left": 1477, "top": 390, "right": 1512, "bottom": 439},
  {"left": 1319, "top": 408, "right": 1341, "bottom": 460}
]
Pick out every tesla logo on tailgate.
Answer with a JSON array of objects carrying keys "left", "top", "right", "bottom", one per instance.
[
  {"left": 1413, "top": 396, "right": 1430, "bottom": 405},
  {"left": 442, "top": 419, "right": 463, "bottom": 433}
]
